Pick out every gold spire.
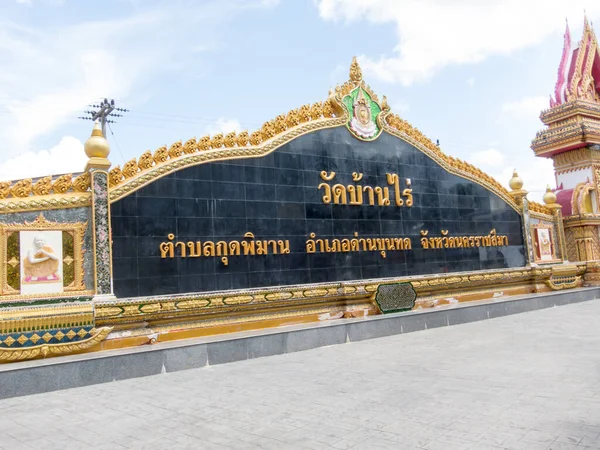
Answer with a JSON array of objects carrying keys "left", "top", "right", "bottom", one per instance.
[
  {"left": 508, "top": 169, "right": 523, "bottom": 191},
  {"left": 543, "top": 184, "right": 561, "bottom": 211},
  {"left": 84, "top": 121, "right": 111, "bottom": 171},
  {"left": 543, "top": 185, "right": 557, "bottom": 205},
  {"left": 349, "top": 56, "right": 362, "bottom": 83},
  {"left": 508, "top": 169, "right": 528, "bottom": 206}
]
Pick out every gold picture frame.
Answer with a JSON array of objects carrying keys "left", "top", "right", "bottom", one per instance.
[
  {"left": 532, "top": 223, "right": 560, "bottom": 264},
  {"left": 0, "top": 214, "right": 88, "bottom": 299}
]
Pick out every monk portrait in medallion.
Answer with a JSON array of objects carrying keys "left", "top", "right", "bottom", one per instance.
[
  {"left": 22, "top": 235, "right": 60, "bottom": 283},
  {"left": 350, "top": 89, "right": 377, "bottom": 139}
]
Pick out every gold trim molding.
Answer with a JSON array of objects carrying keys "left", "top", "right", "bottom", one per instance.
[
  {"left": 0, "top": 175, "right": 91, "bottom": 214},
  {"left": 0, "top": 326, "right": 112, "bottom": 362},
  {"left": 0, "top": 192, "right": 91, "bottom": 214},
  {"left": 95, "top": 266, "right": 571, "bottom": 326}
]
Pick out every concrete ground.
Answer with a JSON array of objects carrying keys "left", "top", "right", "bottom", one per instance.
[{"left": 1, "top": 301, "right": 600, "bottom": 450}]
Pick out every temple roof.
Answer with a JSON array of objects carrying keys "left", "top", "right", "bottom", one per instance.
[
  {"left": 532, "top": 17, "right": 600, "bottom": 157},
  {"left": 550, "top": 17, "right": 600, "bottom": 108}
]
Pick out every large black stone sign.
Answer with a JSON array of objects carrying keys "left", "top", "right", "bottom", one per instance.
[{"left": 111, "top": 128, "right": 525, "bottom": 298}]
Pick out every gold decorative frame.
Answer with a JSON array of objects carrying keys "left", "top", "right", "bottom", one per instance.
[
  {"left": 531, "top": 223, "right": 560, "bottom": 264},
  {"left": 0, "top": 214, "right": 88, "bottom": 298}
]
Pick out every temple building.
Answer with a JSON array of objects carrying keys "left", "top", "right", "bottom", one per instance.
[{"left": 532, "top": 17, "right": 600, "bottom": 262}]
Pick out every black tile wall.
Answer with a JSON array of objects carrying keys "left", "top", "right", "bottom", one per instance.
[{"left": 111, "top": 128, "right": 526, "bottom": 298}]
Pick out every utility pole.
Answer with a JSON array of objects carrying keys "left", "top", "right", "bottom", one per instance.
[{"left": 79, "top": 99, "right": 128, "bottom": 136}]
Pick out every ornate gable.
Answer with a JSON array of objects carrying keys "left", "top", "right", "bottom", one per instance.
[{"left": 533, "top": 18, "right": 600, "bottom": 157}]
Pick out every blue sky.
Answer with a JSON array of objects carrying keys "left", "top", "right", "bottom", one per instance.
[{"left": 1, "top": 0, "right": 599, "bottom": 201}]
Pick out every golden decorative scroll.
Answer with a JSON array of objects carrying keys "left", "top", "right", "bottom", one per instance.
[{"left": 0, "top": 327, "right": 112, "bottom": 363}]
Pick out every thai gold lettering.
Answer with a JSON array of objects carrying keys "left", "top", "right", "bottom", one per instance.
[
  {"left": 307, "top": 232, "right": 411, "bottom": 258},
  {"left": 318, "top": 182, "right": 332, "bottom": 204},
  {"left": 363, "top": 186, "right": 375, "bottom": 205},
  {"left": 419, "top": 229, "right": 509, "bottom": 249},
  {"left": 332, "top": 184, "right": 347, "bottom": 204},
  {"left": 159, "top": 232, "right": 291, "bottom": 264},
  {"left": 347, "top": 185, "right": 363, "bottom": 205},
  {"left": 160, "top": 233, "right": 175, "bottom": 258},
  {"left": 175, "top": 241, "right": 187, "bottom": 257},
  {"left": 319, "top": 172, "right": 414, "bottom": 207}
]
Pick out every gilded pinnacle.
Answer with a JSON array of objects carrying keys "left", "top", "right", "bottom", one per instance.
[
  {"left": 84, "top": 120, "right": 111, "bottom": 171},
  {"left": 543, "top": 184, "right": 557, "bottom": 205},
  {"left": 508, "top": 169, "right": 524, "bottom": 191},
  {"left": 349, "top": 56, "right": 362, "bottom": 83},
  {"left": 84, "top": 121, "right": 110, "bottom": 159}
]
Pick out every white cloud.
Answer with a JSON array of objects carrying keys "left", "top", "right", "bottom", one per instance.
[
  {"left": 0, "top": 0, "right": 279, "bottom": 161},
  {"left": 204, "top": 118, "right": 243, "bottom": 135},
  {"left": 467, "top": 77, "right": 475, "bottom": 87},
  {"left": 316, "top": 0, "right": 600, "bottom": 85},
  {"left": 0, "top": 136, "right": 86, "bottom": 182},
  {"left": 502, "top": 96, "right": 549, "bottom": 118},
  {"left": 469, "top": 148, "right": 505, "bottom": 168}
]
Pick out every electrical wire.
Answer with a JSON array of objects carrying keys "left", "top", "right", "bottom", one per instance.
[{"left": 107, "top": 123, "right": 127, "bottom": 166}]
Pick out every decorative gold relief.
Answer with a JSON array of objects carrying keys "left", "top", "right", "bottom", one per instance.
[
  {"left": 73, "top": 173, "right": 91, "bottom": 192},
  {"left": 168, "top": 141, "right": 183, "bottom": 158},
  {"left": 122, "top": 158, "right": 139, "bottom": 178},
  {"left": 0, "top": 327, "right": 112, "bottom": 363},
  {"left": 136, "top": 150, "right": 152, "bottom": 170},
  {"left": 183, "top": 138, "right": 197, "bottom": 154},
  {"left": 198, "top": 136, "right": 211, "bottom": 151},
  {"left": 545, "top": 276, "right": 580, "bottom": 290},
  {"left": 349, "top": 56, "right": 362, "bottom": 82},
  {"left": 237, "top": 131, "right": 249, "bottom": 147},
  {"left": 0, "top": 172, "right": 92, "bottom": 212},
  {"left": 0, "top": 214, "right": 87, "bottom": 297},
  {"left": 32, "top": 177, "right": 52, "bottom": 196},
  {"left": 224, "top": 132, "right": 237, "bottom": 148},
  {"left": 211, "top": 133, "right": 224, "bottom": 149},
  {"left": 52, "top": 174, "right": 73, "bottom": 194},
  {"left": 0, "top": 182, "right": 10, "bottom": 199},
  {"left": 109, "top": 166, "right": 123, "bottom": 187},
  {"left": 153, "top": 145, "right": 169, "bottom": 163},
  {"left": 11, "top": 179, "right": 32, "bottom": 198},
  {"left": 0, "top": 193, "right": 92, "bottom": 214}
]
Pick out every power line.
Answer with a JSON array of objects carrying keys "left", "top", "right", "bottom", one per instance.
[
  {"left": 107, "top": 123, "right": 126, "bottom": 166},
  {"left": 79, "top": 98, "right": 129, "bottom": 137}
]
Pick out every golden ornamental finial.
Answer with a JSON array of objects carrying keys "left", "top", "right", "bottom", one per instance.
[
  {"left": 543, "top": 184, "right": 557, "bottom": 205},
  {"left": 508, "top": 169, "right": 523, "bottom": 191},
  {"left": 84, "top": 120, "right": 111, "bottom": 171},
  {"left": 349, "top": 56, "right": 362, "bottom": 83},
  {"left": 84, "top": 121, "right": 110, "bottom": 159}
]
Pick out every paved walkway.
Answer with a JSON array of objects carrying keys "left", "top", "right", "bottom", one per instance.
[{"left": 1, "top": 301, "right": 600, "bottom": 450}]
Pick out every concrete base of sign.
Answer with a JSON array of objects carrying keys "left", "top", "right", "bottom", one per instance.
[{"left": 1, "top": 287, "right": 598, "bottom": 399}]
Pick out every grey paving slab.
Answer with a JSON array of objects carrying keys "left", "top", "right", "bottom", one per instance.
[{"left": 1, "top": 300, "right": 600, "bottom": 449}]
